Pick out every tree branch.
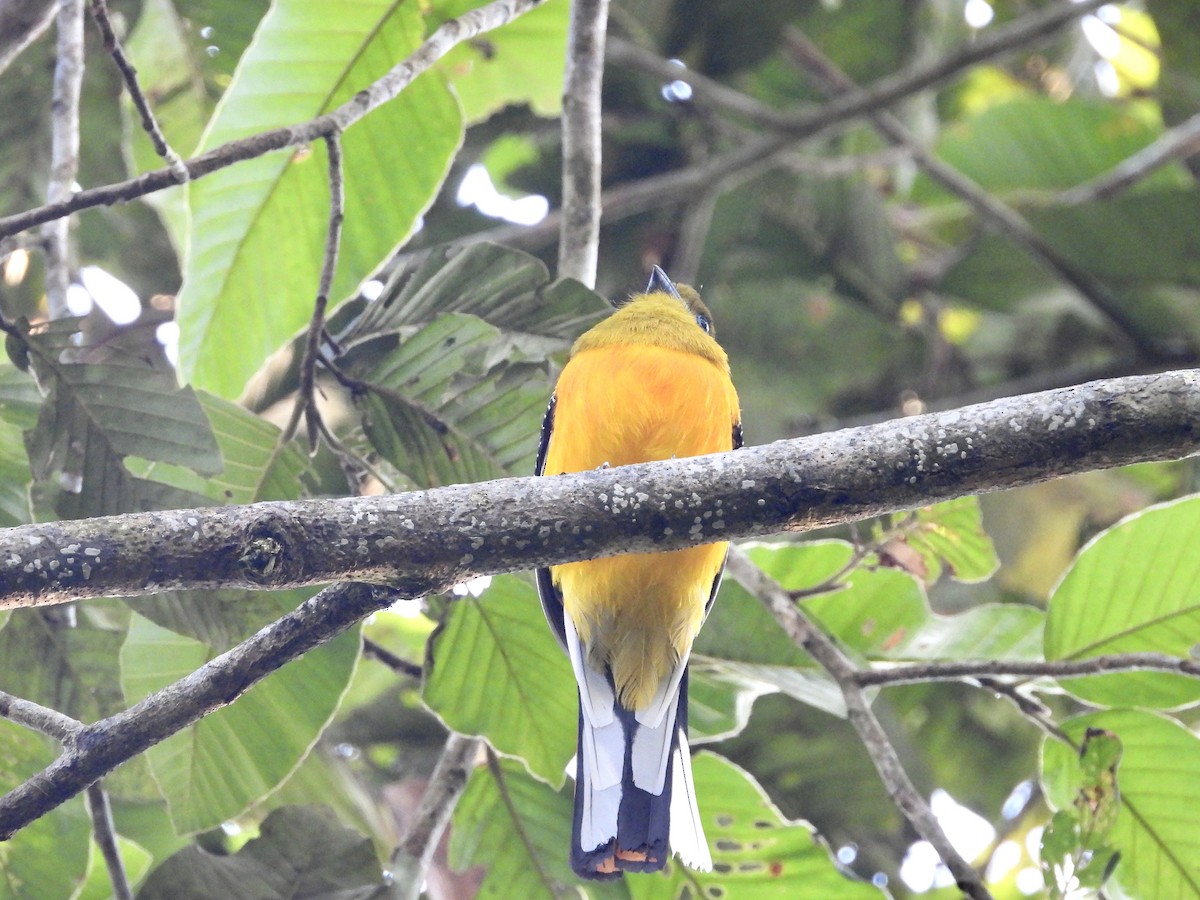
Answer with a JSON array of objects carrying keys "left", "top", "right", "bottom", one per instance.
[
  {"left": 557, "top": 0, "right": 608, "bottom": 287},
  {"left": 85, "top": 783, "right": 132, "bottom": 900},
  {"left": 284, "top": 131, "right": 345, "bottom": 446},
  {"left": 41, "top": 0, "right": 85, "bottom": 319},
  {"left": 781, "top": 27, "right": 1159, "bottom": 357},
  {"left": 0, "top": 0, "right": 55, "bottom": 76},
  {"left": 0, "top": 0, "right": 1096, "bottom": 246},
  {"left": 854, "top": 653, "right": 1200, "bottom": 688},
  {"left": 3, "top": 369, "right": 1198, "bottom": 838},
  {"left": 0, "top": 581, "right": 402, "bottom": 839},
  {"left": 2, "top": 370, "right": 1197, "bottom": 609},
  {"left": 0, "top": 689, "right": 82, "bottom": 741},
  {"left": 390, "top": 733, "right": 480, "bottom": 900},
  {"left": 725, "top": 550, "right": 992, "bottom": 899},
  {"left": 87, "top": 0, "right": 187, "bottom": 181},
  {"left": 1056, "top": 110, "right": 1200, "bottom": 207},
  {"left": 0, "top": 0, "right": 548, "bottom": 241}
]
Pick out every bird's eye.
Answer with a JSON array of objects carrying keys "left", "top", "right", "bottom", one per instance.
[{"left": 695, "top": 314, "right": 711, "bottom": 333}]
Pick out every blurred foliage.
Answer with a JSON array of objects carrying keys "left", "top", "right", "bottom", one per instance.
[{"left": 1, "top": 0, "right": 1199, "bottom": 898}]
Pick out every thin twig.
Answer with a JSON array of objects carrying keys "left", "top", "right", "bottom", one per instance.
[
  {"left": 41, "top": 0, "right": 85, "bottom": 320},
  {"left": 605, "top": 36, "right": 799, "bottom": 131},
  {"left": 0, "top": 0, "right": 548, "bottom": 241},
  {"left": 87, "top": 0, "right": 187, "bottom": 182},
  {"left": 781, "top": 27, "right": 1161, "bottom": 358},
  {"left": 774, "top": 0, "right": 1106, "bottom": 136},
  {"left": 390, "top": 732, "right": 480, "bottom": 900},
  {"left": 854, "top": 653, "right": 1200, "bottom": 688},
  {"left": 1056, "top": 111, "right": 1200, "bottom": 206},
  {"left": 0, "top": 689, "right": 83, "bottom": 741},
  {"left": 363, "top": 637, "right": 423, "bottom": 680},
  {"left": 85, "top": 783, "right": 133, "bottom": 900},
  {"left": 974, "top": 677, "right": 1070, "bottom": 745},
  {"left": 0, "top": 582, "right": 404, "bottom": 839},
  {"left": 284, "top": 131, "right": 345, "bottom": 446},
  {"left": 0, "top": 0, "right": 1095, "bottom": 246},
  {"left": 557, "top": 0, "right": 608, "bottom": 287},
  {"left": 0, "top": 0, "right": 56, "bottom": 77},
  {"left": 725, "top": 549, "right": 993, "bottom": 900}
]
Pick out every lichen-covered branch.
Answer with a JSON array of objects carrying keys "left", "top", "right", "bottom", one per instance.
[
  {"left": 2, "top": 370, "right": 1197, "bottom": 610},
  {"left": 557, "top": 0, "right": 608, "bottom": 287}
]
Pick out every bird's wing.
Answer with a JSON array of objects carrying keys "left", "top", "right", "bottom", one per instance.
[{"left": 534, "top": 395, "right": 569, "bottom": 651}]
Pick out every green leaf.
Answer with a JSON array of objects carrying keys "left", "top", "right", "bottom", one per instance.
[
  {"left": 125, "top": 0, "right": 270, "bottom": 249},
  {"left": 1041, "top": 710, "right": 1200, "bottom": 899},
  {"left": 351, "top": 313, "right": 555, "bottom": 487},
  {"left": 137, "top": 805, "right": 389, "bottom": 900},
  {"left": 449, "top": 757, "right": 630, "bottom": 899},
  {"left": 73, "top": 835, "right": 154, "bottom": 900},
  {"left": 918, "top": 97, "right": 1174, "bottom": 200},
  {"left": 0, "top": 414, "right": 31, "bottom": 527},
  {"left": 434, "top": 0, "right": 570, "bottom": 122},
  {"left": 688, "top": 661, "right": 787, "bottom": 742},
  {"left": 177, "top": 0, "right": 463, "bottom": 397},
  {"left": 805, "top": 562, "right": 928, "bottom": 660},
  {"left": 883, "top": 497, "right": 999, "bottom": 584},
  {"left": 346, "top": 241, "right": 608, "bottom": 342},
  {"left": 0, "top": 720, "right": 90, "bottom": 900},
  {"left": 694, "top": 659, "right": 845, "bottom": 723},
  {"left": 628, "top": 754, "right": 885, "bottom": 899},
  {"left": 1045, "top": 495, "right": 1200, "bottom": 708},
  {"left": 423, "top": 576, "right": 576, "bottom": 787},
  {"left": 131, "top": 392, "right": 309, "bottom": 505},
  {"left": 0, "top": 605, "right": 127, "bottom": 723},
  {"left": 17, "top": 318, "right": 220, "bottom": 517},
  {"left": 697, "top": 541, "right": 852, "bottom": 667},
  {"left": 887, "top": 603, "right": 1044, "bottom": 662},
  {"left": 121, "top": 607, "right": 360, "bottom": 833}
]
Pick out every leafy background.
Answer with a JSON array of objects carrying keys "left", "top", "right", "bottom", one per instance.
[{"left": 1, "top": 0, "right": 1200, "bottom": 898}]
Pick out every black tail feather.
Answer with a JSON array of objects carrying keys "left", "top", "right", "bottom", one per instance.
[{"left": 570, "top": 670, "right": 690, "bottom": 880}]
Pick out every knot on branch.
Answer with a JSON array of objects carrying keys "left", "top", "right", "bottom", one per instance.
[{"left": 237, "top": 515, "right": 305, "bottom": 586}]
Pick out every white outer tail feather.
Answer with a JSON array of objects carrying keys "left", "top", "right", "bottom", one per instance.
[
  {"left": 669, "top": 728, "right": 712, "bottom": 871},
  {"left": 567, "top": 613, "right": 711, "bottom": 869}
]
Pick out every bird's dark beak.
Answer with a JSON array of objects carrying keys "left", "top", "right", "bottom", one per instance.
[{"left": 646, "top": 266, "right": 681, "bottom": 298}]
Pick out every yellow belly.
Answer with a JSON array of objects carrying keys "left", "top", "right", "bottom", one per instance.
[{"left": 544, "top": 343, "right": 740, "bottom": 709}]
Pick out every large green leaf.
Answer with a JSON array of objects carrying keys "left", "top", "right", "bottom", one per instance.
[
  {"left": 0, "top": 605, "right": 127, "bottom": 723},
  {"left": 16, "top": 318, "right": 220, "bottom": 518},
  {"left": 434, "top": 0, "right": 569, "bottom": 122},
  {"left": 1045, "top": 495, "right": 1200, "bottom": 709},
  {"left": 345, "top": 241, "right": 608, "bottom": 343},
  {"left": 628, "top": 754, "right": 884, "bottom": 899},
  {"left": 449, "top": 757, "right": 630, "bottom": 899},
  {"left": 697, "top": 542, "right": 852, "bottom": 668},
  {"left": 73, "top": 835, "right": 154, "bottom": 900},
  {"left": 917, "top": 97, "right": 1175, "bottom": 201},
  {"left": 131, "top": 391, "right": 309, "bottom": 505},
  {"left": 423, "top": 576, "right": 576, "bottom": 787},
  {"left": 120, "top": 607, "right": 360, "bottom": 833},
  {"left": 0, "top": 414, "right": 31, "bottom": 527},
  {"left": 239, "top": 241, "right": 607, "bottom": 415},
  {"left": 177, "top": 0, "right": 464, "bottom": 397},
  {"left": 1042, "top": 710, "right": 1200, "bottom": 899},
  {"left": 125, "top": 0, "right": 271, "bottom": 249},
  {"left": 137, "top": 805, "right": 389, "bottom": 900},
  {"left": 351, "top": 313, "right": 555, "bottom": 487},
  {"left": 0, "top": 720, "right": 90, "bottom": 900}
]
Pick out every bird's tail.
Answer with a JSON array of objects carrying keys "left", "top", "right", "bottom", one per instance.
[{"left": 570, "top": 667, "right": 711, "bottom": 879}]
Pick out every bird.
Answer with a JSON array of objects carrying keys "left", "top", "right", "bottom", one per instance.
[{"left": 535, "top": 266, "right": 742, "bottom": 879}]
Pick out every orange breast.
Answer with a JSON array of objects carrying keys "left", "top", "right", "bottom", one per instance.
[{"left": 545, "top": 343, "right": 740, "bottom": 709}]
